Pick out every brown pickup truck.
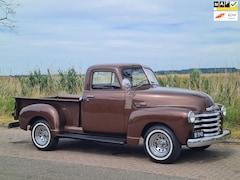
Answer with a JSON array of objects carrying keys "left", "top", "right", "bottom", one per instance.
[{"left": 9, "top": 64, "right": 230, "bottom": 163}]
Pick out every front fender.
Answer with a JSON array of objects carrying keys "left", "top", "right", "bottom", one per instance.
[
  {"left": 127, "top": 107, "right": 193, "bottom": 145},
  {"left": 19, "top": 104, "right": 60, "bottom": 136}
]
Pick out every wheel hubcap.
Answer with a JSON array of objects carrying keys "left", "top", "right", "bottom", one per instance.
[
  {"left": 149, "top": 132, "right": 171, "bottom": 158},
  {"left": 35, "top": 124, "right": 50, "bottom": 146}
]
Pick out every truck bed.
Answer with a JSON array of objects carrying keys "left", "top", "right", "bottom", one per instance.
[{"left": 13, "top": 94, "right": 82, "bottom": 128}]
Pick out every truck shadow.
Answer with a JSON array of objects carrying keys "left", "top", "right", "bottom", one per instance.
[
  {"left": 57, "top": 139, "right": 233, "bottom": 164},
  {"left": 57, "top": 139, "right": 146, "bottom": 158}
]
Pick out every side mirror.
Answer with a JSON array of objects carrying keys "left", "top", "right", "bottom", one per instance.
[{"left": 122, "top": 78, "right": 131, "bottom": 91}]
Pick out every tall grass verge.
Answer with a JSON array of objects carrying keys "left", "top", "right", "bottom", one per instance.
[
  {"left": 0, "top": 67, "right": 84, "bottom": 122},
  {"left": 0, "top": 68, "right": 239, "bottom": 138}
]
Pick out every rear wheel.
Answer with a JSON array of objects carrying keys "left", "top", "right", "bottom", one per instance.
[
  {"left": 31, "top": 119, "right": 59, "bottom": 150},
  {"left": 144, "top": 126, "right": 181, "bottom": 163}
]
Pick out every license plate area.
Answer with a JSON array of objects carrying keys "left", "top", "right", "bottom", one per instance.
[{"left": 194, "top": 130, "right": 204, "bottom": 138}]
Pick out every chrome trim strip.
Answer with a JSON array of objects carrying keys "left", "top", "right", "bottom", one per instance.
[
  {"left": 206, "top": 104, "right": 218, "bottom": 111},
  {"left": 187, "top": 130, "right": 231, "bottom": 148},
  {"left": 194, "top": 122, "right": 221, "bottom": 128},
  {"left": 201, "top": 127, "right": 221, "bottom": 133},
  {"left": 195, "top": 112, "right": 220, "bottom": 118},
  {"left": 195, "top": 116, "right": 221, "bottom": 123},
  {"left": 204, "top": 132, "right": 221, "bottom": 137}
]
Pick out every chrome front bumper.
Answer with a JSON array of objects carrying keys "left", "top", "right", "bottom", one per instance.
[{"left": 187, "top": 130, "right": 231, "bottom": 148}]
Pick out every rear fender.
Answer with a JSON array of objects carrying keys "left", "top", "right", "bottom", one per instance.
[
  {"left": 19, "top": 104, "right": 60, "bottom": 136},
  {"left": 127, "top": 107, "right": 193, "bottom": 145}
]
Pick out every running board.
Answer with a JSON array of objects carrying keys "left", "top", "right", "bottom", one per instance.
[{"left": 57, "top": 132, "right": 127, "bottom": 145}]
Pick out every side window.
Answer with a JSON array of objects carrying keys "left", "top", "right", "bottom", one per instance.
[
  {"left": 122, "top": 68, "right": 147, "bottom": 86},
  {"left": 92, "top": 71, "right": 121, "bottom": 90}
]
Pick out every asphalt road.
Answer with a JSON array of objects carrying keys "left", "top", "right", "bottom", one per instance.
[{"left": 0, "top": 128, "right": 240, "bottom": 180}]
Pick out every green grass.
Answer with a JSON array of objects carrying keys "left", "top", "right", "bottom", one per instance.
[
  {"left": 0, "top": 115, "right": 12, "bottom": 127},
  {"left": 1, "top": 68, "right": 240, "bottom": 139},
  {"left": 225, "top": 123, "right": 240, "bottom": 139}
]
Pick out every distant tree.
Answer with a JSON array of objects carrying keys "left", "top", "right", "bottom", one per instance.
[{"left": 0, "top": 0, "right": 19, "bottom": 31}]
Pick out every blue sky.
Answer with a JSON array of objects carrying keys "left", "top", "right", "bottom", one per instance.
[{"left": 0, "top": 0, "right": 239, "bottom": 75}]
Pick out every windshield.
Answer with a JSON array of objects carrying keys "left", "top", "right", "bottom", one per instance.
[{"left": 122, "top": 67, "right": 159, "bottom": 87}]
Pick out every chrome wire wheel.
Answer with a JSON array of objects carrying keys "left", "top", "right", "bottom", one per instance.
[{"left": 32, "top": 122, "right": 51, "bottom": 149}]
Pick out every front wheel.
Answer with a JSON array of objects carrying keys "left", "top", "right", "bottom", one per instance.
[
  {"left": 31, "top": 119, "right": 59, "bottom": 151},
  {"left": 144, "top": 126, "right": 181, "bottom": 164}
]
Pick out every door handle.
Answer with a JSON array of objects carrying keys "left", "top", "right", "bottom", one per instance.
[{"left": 134, "top": 101, "right": 147, "bottom": 107}]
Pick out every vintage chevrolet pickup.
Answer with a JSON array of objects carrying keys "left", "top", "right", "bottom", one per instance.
[{"left": 9, "top": 64, "right": 230, "bottom": 163}]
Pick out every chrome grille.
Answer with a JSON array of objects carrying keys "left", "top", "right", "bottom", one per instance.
[{"left": 193, "top": 111, "right": 222, "bottom": 138}]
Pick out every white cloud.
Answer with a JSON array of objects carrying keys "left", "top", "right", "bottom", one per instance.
[{"left": 0, "top": 0, "right": 239, "bottom": 75}]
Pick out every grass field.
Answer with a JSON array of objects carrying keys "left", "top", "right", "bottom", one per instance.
[{"left": 0, "top": 68, "right": 239, "bottom": 138}]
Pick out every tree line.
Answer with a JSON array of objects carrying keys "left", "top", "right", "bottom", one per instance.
[{"left": 156, "top": 67, "right": 240, "bottom": 75}]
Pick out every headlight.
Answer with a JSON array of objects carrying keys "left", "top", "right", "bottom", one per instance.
[
  {"left": 221, "top": 106, "right": 227, "bottom": 116},
  {"left": 188, "top": 111, "right": 195, "bottom": 123}
]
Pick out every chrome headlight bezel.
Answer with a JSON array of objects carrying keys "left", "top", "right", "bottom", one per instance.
[{"left": 188, "top": 111, "right": 195, "bottom": 123}]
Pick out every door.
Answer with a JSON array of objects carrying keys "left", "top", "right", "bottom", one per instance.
[{"left": 82, "top": 71, "right": 126, "bottom": 134}]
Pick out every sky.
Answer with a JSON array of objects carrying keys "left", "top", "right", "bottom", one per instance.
[{"left": 0, "top": 0, "right": 240, "bottom": 75}]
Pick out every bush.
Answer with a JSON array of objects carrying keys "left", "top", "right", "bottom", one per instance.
[
  {"left": 190, "top": 69, "right": 201, "bottom": 90},
  {"left": 0, "top": 98, "right": 15, "bottom": 116},
  {"left": 58, "top": 67, "right": 84, "bottom": 94}
]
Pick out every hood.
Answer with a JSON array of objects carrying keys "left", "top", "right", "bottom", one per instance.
[{"left": 132, "top": 86, "right": 214, "bottom": 113}]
